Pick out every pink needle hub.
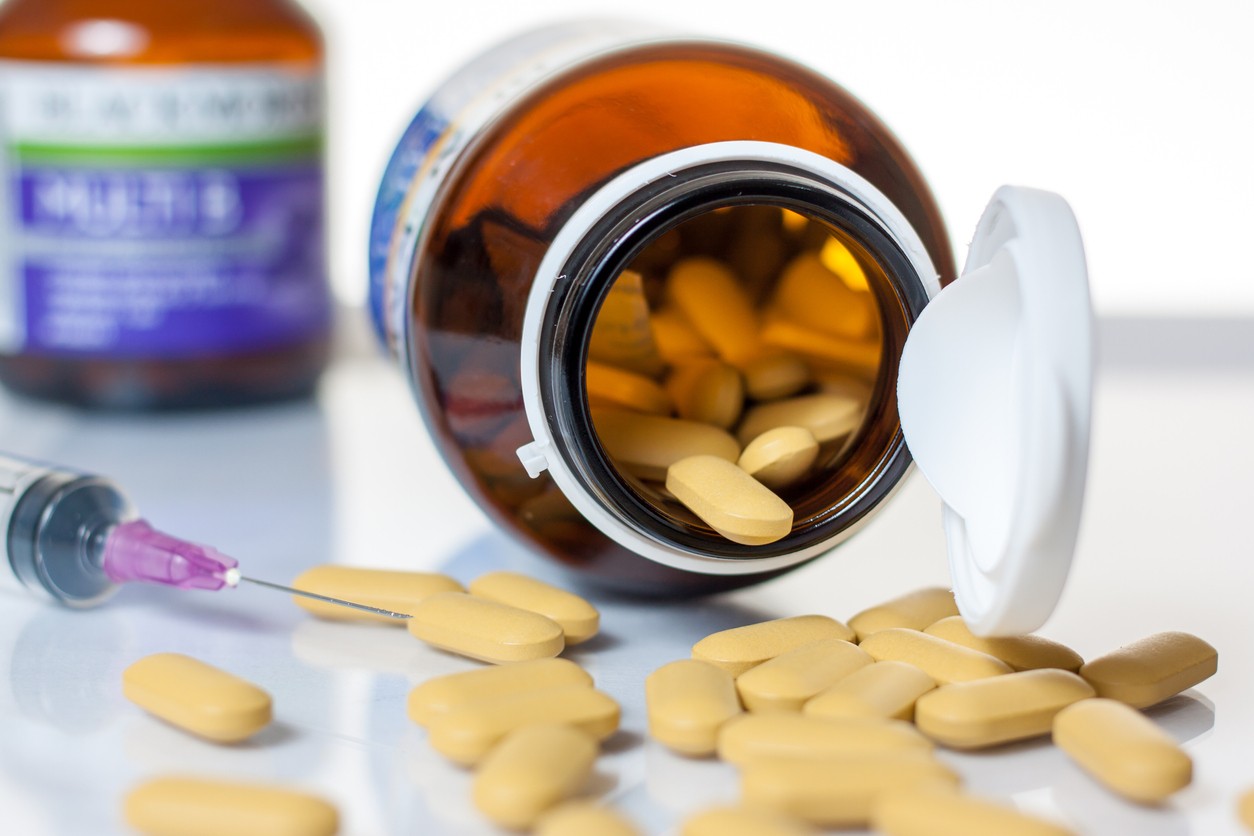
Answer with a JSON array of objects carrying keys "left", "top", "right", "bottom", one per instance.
[{"left": 102, "top": 520, "right": 239, "bottom": 591}]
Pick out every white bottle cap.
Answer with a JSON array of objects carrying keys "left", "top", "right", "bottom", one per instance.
[{"left": 897, "top": 186, "right": 1093, "bottom": 637}]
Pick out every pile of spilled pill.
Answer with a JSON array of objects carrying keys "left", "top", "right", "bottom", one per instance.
[{"left": 115, "top": 568, "right": 1246, "bottom": 835}]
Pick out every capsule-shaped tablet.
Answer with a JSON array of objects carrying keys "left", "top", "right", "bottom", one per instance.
[
  {"left": 427, "top": 684, "right": 620, "bottom": 765},
  {"left": 681, "top": 805, "right": 815, "bottom": 836},
  {"left": 667, "top": 257, "right": 762, "bottom": 364},
  {"left": 803, "top": 661, "right": 936, "bottom": 722},
  {"left": 924, "top": 617, "right": 1083, "bottom": 673},
  {"left": 736, "top": 638, "right": 872, "bottom": 713},
  {"left": 123, "top": 653, "right": 271, "bottom": 743},
  {"left": 290, "top": 566, "right": 463, "bottom": 623},
  {"left": 872, "top": 787, "right": 1075, "bottom": 836},
  {"left": 124, "top": 776, "right": 339, "bottom": 836},
  {"left": 759, "top": 317, "right": 881, "bottom": 378},
  {"left": 859, "top": 628, "right": 1013, "bottom": 685},
  {"left": 718, "top": 713, "right": 931, "bottom": 765},
  {"left": 666, "top": 360, "right": 744, "bottom": 429},
  {"left": 646, "top": 659, "right": 742, "bottom": 756},
  {"left": 1079, "top": 632, "right": 1218, "bottom": 709},
  {"left": 1053, "top": 698, "right": 1192, "bottom": 803},
  {"left": 588, "top": 269, "right": 665, "bottom": 377},
  {"left": 818, "top": 236, "right": 871, "bottom": 293},
  {"left": 848, "top": 587, "right": 960, "bottom": 640},
  {"left": 667, "top": 455, "right": 793, "bottom": 546},
  {"left": 771, "top": 251, "right": 874, "bottom": 339},
  {"left": 407, "top": 658, "right": 593, "bottom": 726},
  {"left": 737, "top": 393, "right": 862, "bottom": 446},
  {"left": 650, "top": 305, "right": 714, "bottom": 363},
  {"left": 536, "top": 803, "right": 641, "bottom": 836},
  {"left": 406, "top": 592, "right": 564, "bottom": 664},
  {"left": 1238, "top": 789, "right": 1254, "bottom": 831},
  {"left": 739, "top": 351, "right": 811, "bottom": 402},
  {"left": 915, "top": 668, "right": 1095, "bottom": 749},
  {"left": 593, "top": 410, "right": 740, "bottom": 481},
  {"left": 738, "top": 427, "right": 820, "bottom": 490},
  {"left": 585, "top": 361, "right": 671, "bottom": 415},
  {"left": 741, "top": 753, "right": 959, "bottom": 828},
  {"left": 468, "top": 571, "right": 599, "bottom": 645},
  {"left": 693, "top": 615, "right": 855, "bottom": 677},
  {"left": 472, "top": 724, "right": 598, "bottom": 829}
]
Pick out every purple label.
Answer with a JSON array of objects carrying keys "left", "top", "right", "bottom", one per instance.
[{"left": 12, "top": 163, "right": 329, "bottom": 357}]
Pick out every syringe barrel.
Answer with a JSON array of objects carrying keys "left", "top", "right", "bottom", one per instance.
[{"left": 0, "top": 453, "right": 136, "bottom": 607}]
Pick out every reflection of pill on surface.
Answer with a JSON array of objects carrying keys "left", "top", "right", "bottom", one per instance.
[
  {"left": 736, "top": 638, "right": 871, "bottom": 713},
  {"left": 406, "top": 592, "right": 564, "bottom": 664},
  {"left": 858, "top": 629, "right": 1013, "bottom": 685},
  {"left": 848, "top": 588, "right": 960, "bottom": 640},
  {"left": 123, "top": 653, "right": 271, "bottom": 744},
  {"left": 924, "top": 616, "right": 1083, "bottom": 673},
  {"left": 472, "top": 724, "right": 598, "bottom": 829},
  {"left": 914, "top": 669, "right": 1095, "bottom": 749},
  {"left": 718, "top": 713, "right": 931, "bottom": 765},
  {"left": 124, "top": 776, "right": 339, "bottom": 836},
  {"left": 1054, "top": 698, "right": 1192, "bottom": 804},
  {"left": 407, "top": 658, "right": 593, "bottom": 727},
  {"left": 681, "top": 805, "right": 815, "bottom": 836},
  {"left": 426, "top": 685, "right": 620, "bottom": 766},
  {"left": 737, "top": 394, "right": 861, "bottom": 446},
  {"left": 803, "top": 661, "right": 935, "bottom": 723},
  {"left": 291, "top": 565, "right": 463, "bottom": 623},
  {"left": 738, "top": 427, "right": 819, "bottom": 490},
  {"left": 593, "top": 410, "right": 740, "bottom": 481},
  {"left": 586, "top": 361, "right": 672, "bottom": 415},
  {"left": 693, "top": 615, "right": 855, "bottom": 677},
  {"left": 1079, "top": 632, "right": 1218, "bottom": 709},
  {"left": 646, "top": 659, "right": 742, "bottom": 756},
  {"left": 667, "top": 455, "right": 793, "bottom": 546},
  {"left": 872, "top": 786, "right": 1075, "bottom": 836},
  {"left": 468, "top": 571, "right": 599, "bottom": 645}
]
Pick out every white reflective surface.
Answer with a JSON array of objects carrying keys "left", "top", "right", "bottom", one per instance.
[{"left": 0, "top": 319, "right": 1251, "bottom": 835}]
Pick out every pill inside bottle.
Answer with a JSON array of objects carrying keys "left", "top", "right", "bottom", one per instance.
[{"left": 585, "top": 210, "right": 895, "bottom": 550}]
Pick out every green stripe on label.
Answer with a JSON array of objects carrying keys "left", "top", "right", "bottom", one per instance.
[{"left": 12, "top": 135, "right": 322, "bottom": 167}]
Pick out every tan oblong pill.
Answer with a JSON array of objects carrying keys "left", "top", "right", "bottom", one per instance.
[
  {"left": 681, "top": 805, "right": 815, "bottom": 836},
  {"left": 1238, "top": 789, "right": 1254, "bottom": 831},
  {"left": 291, "top": 565, "right": 463, "bottom": 623},
  {"left": 123, "top": 653, "right": 271, "bottom": 744},
  {"left": 651, "top": 305, "right": 714, "bottom": 364},
  {"left": 739, "top": 351, "right": 811, "bottom": 402},
  {"left": 759, "top": 316, "right": 881, "bottom": 378},
  {"left": 124, "top": 776, "right": 338, "bottom": 836},
  {"left": 872, "top": 787, "right": 1075, "bottom": 836},
  {"left": 407, "top": 658, "right": 592, "bottom": 727},
  {"left": 585, "top": 361, "right": 671, "bottom": 415},
  {"left": 468, "top": 571, "right": 599, "bottom": 645},
  {"left": 859, "top": 628, "right": 1012, "bottom": 685},
  {"left": 666, "top": 455, "right": 793, "bottom": 546},
  {"left": 737, "top": 394, "right": 862, "bottom": 446},
  {"left": 738, "top": 427, "right": 820, "bottom": 490},
  {"left": 593, "top": 410, "right": 740, "bottom": 481},
  {"left": 472, "top": 724, "right": 598, "bottom": 829},
  {"left": 741, "top": 753, "right": 959, "bottom": 828},
  {"left": 427, "top": 684, "right": 620, "bottom": 765},
  {"left": 536, "top": 802, "right": 641, "bottom": 836},
  {"left": 588, "top": 269, "right": 664, "bottom": 377},
  {"left": 915, "top": 668, "right": 1095, "bottom": 749},
  {"left": 924, "top": 616, "right": 1083, "bottom": 673},
  {"left": 406, "top": 591, "right": 564, "bottom": 664},
  {"left": 803, "top": 660, "right": 936, "bottom": 722},
  {"left": 718, "top": 713, "right": 931, "bottom": 765},
  {"left": 736, "top": 638, "right": 872, "bottom": 712},
  {"left": 848, "top": 587, "right": 960, "bottom": 640},
  {"left": 1053, "top": 698, "right": 1192, "bottom": 803},
  {"left": 646, "top": 659, "right": 742, "bottom": 756},
  {"left": 1079, "top": 631, "right": 1218, "bottom": 709},
  {"left": 693, "top": 615, "right": 856, "bottom": 677},
  {"left": 771, "top": 251, "right": 874, "bottom": 339},
  {"left": 667, "top": 256, "right": 762, "bottom": 364},
  {"left": 666, "top": 360, "right": 745, "bottom": 429}
]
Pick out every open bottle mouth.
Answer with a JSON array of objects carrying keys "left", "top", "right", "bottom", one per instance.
[{"left": 524, "top": 147, "right": 935, "bottom": 570}]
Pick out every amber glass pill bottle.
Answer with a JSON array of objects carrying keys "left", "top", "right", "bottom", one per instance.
[
  {"left": 0, "top": 0, "right": 330, "bottom": 408},
  {"left": 371, "top": 23, "right": 1093, "bottom": 622}
]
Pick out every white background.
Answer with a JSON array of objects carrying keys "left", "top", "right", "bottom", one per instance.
[{"left": 308, "top": 0, "right": 1254, "bottom": 316}]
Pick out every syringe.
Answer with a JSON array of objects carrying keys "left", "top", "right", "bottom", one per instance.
[{"left": 0, "top": 452, "right": 410, "bottom": 618}]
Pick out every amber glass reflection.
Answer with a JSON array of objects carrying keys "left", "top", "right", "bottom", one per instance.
[
  {"left": 0, "top": 0, "right": 327, "bottom": 409},
  {"left": 410, "top": 42, "right": 954, "bottom": 593}
]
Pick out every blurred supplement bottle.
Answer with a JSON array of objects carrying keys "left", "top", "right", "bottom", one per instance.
[{"left": 0, "top": 0, "right": 330, "bottom": 408}]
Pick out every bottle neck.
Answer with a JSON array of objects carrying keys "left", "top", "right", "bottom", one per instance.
[{"left": 519, "top": 141, "right": 940, "bottom": 575}]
